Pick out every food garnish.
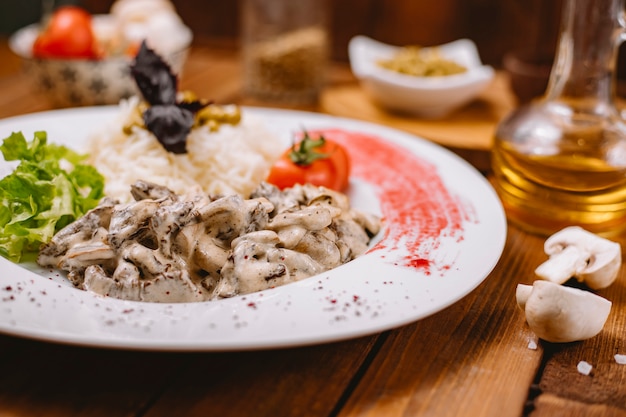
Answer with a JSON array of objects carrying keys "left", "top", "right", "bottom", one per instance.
[
  {"left": 130, "top": 41, "right": 208, "bottom": 154},
  {"left": 266, "top": 130, "right": 350, "bottom": 191},
  {"left": 0, "top": 131, "right": 105, "bottom": 262},
  {"left": 377, "top": 45, "right": 467, "bottom": 77},
  {"left": 129, "top": 41, "right": 242, "bottom": 154}
]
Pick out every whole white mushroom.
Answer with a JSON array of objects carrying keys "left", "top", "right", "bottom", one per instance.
[
  {"left": 534, "top": 226, "right": 622, "bottom": 290},
  {"left": 516, "top": 280, "right": 612, "bottom": 343}
]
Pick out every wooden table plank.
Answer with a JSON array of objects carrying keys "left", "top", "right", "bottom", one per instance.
[
  {"left": 533, "top": 393, "right": 626, "bottom": 417},
  {"left": 0, "top": 72, "right": 51, "bottom": 117},
  {"left": 0, "top": 333, "right": 382, "bottom": 417},
  {"left": 139, "top": 337, "right": 381, "bottom": 417},
  {"left": 178, "top": 44, "right": 244, "bottom": 105},
  {"left": 0, "top": 38, "right": 21, "bottom": 79},
  {"left": 530, "top": 269, "right": 626, "bottom": 416},
  {"left": 320, "top": 72, "right": 517, "bottom": 151},
  {"left": 0, "top": 335, "right": 196, "bottom": 416},
  {"left": 336, "top": 226, "right": 547, "bottom": 417}
]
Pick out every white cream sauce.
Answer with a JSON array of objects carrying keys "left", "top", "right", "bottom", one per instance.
[{"left": 37, "top": 181, "right": 381, "bottom": 303}]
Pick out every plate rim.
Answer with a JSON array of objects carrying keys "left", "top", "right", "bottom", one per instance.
[{"left": 0, "top": 105, "right": 507, "bottom": 351}]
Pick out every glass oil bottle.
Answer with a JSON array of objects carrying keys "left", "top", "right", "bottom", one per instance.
[{"left": 491, "top": 0, "right": 626, "bottom": 237}]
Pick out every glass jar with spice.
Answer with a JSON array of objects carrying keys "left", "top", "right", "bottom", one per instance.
[{"left": 240, "top": 0, "right": 329, "bottom": 104}]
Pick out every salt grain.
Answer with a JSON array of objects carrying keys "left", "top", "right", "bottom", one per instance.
[
  {"left": 577, "top": 361, "right": 593, "bottom": 375},
  {"left": 615, "top": 354, "right": 626, "bottom": 365},
  {"left": 527, "top": 339, "right": 538, "bottom": 350}
]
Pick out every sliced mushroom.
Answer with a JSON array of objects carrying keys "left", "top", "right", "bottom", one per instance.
[
  {"left": 534, "top": 226, "right": 622, "bottom": 289},
  {"left": 515, "top": 281, "right": 612, "bottom": 343},
  {"left": 38, "top": 180, "right": 381, "bottom": 303},
  {"left": 38, "top": 200, "right": 116, "bottom": 267}
]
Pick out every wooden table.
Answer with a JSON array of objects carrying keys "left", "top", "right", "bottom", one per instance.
[{"left": 1, "top": 38, "right": 625, "bottom": 417}]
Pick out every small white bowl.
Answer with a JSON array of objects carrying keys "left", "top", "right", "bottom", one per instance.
[
  {"left": 348, "top": 35, "right": 495, "bottom": 118},
  {"left": 9, "top": 15, "right": 191, "bottom": 108}
]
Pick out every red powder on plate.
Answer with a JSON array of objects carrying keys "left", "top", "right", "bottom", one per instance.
[{"left": 313, "top": 129, "right": 476, "bottom": 274}]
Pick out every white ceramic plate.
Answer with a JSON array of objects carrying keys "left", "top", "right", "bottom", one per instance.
[{"left": 0, "top": 106, "right": 506, "bottom": 351}]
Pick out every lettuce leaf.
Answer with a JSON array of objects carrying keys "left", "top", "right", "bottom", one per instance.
[{"left": 0, "top": 131, "right": 105, "bottom": 262}]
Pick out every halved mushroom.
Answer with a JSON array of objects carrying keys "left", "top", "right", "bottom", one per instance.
[
  {"left": 534, "top": 226, "right": 622, "bottom": 289},
  {"left": 515, "top": 280, "right": 612, "bottom": 343}
]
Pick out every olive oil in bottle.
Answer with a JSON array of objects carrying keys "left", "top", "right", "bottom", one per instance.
[{"left": 491, "top": 0, "right": 626, "bottom": 236}]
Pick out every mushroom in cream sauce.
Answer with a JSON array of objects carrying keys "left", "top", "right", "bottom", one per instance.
[{"left": 37, "top": 180, "right": 381, "bottom": 303}]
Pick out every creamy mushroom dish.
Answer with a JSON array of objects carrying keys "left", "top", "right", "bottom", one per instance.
[{"left": 37, "top": 180, "right": 381, "bottom": 303}]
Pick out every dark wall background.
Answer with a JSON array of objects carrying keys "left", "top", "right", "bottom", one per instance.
[
  {"left": 0, "top": 0, "right": 564, "bottom": 68},
  {"left": 0, "top": 0, "right": 78, "bottom": 34}
]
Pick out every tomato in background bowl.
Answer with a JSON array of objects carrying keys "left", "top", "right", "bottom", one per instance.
[
  {"left": 32, "top": 6, "right": 100, "bottom": 60},
  {"left": 9, "top": 15, "right": 191, "bottom": 108}
]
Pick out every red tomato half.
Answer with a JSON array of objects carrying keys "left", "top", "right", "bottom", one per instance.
[
  {"left": 266, "top": 132, "right": 351, "bottom": 191},
  {"left": 32, "top": 6, "right": 99, "bottom": 59}
]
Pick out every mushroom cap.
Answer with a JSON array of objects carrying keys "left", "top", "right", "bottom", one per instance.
[
  {"left": 520, "top": 280, "right": 611, "bottom": 343},
  {"left": 577, "top": 240, "right": 622, "bottom": 289},
  {"left": 535, "top": 226, "right": 622, "bottom": 290}
]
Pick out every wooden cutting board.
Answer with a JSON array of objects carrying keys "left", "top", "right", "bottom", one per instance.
[{"left": 320, "top": 71, "right": 517, "bottom": 151}]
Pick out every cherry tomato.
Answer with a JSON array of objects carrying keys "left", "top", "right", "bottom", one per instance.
[
  {"left": 266, "top": 131, "right": 351, "bottom": 191},
  {"left": 32, "top": 6, "right": 99, "bottom": 59}
]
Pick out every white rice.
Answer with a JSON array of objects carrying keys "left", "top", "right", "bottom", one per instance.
[{"left": 87, "top": 97, "right": 283, "bottom": 202}]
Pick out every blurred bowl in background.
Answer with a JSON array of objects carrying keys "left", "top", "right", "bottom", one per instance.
[
  {"left": 8, "top": 15, "right": 191, "bottom": 108},
  {"left": 348, "top": 35, "right": 495, "bottom": 118}
]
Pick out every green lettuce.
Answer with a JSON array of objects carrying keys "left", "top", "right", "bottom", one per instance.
[{"left": 0, "top": 131, "right": 105, "bottom": 262}]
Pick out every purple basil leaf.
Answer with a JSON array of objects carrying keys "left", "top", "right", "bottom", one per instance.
[
  {"left": 143, "top": 105, "right": 194, "bottom": 154},
  {"left": 130, "top": 41, "right": 177, "bottom": 105}
]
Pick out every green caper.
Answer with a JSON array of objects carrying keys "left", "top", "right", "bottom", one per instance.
[{"left": 196, "top": 104, "right": 241, "bottom": 129}]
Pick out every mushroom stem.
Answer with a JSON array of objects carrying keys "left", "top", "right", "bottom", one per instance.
[{"left": 534, "top": 226, "right": 622, "bottom": 290}]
